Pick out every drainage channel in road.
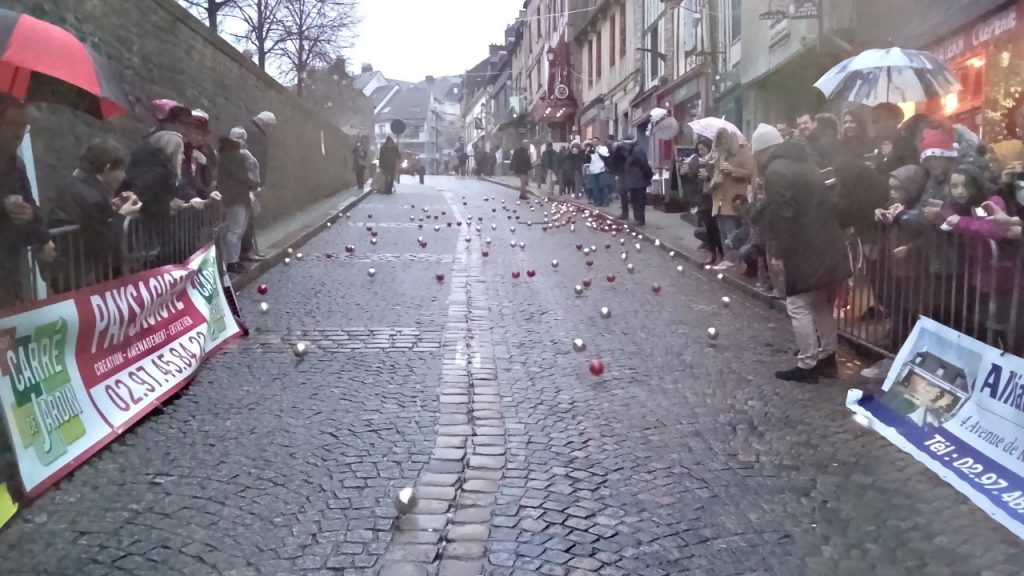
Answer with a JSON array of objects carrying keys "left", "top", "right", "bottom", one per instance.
[{"left": 378, "top": 189, "right": 506, "bottom": 576}]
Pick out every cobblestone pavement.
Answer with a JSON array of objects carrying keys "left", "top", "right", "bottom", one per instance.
[{"left": 1, "top": 177, "right": 1022, "bottom": 575}]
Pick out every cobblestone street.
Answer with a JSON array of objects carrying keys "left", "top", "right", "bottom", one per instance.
[{"left": 1, "top": 177, "right": 1022, "bottom": 575}]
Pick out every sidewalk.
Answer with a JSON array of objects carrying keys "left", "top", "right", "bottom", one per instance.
[{"left": 234, "top": 185, "right": 374, "bottom": 289}]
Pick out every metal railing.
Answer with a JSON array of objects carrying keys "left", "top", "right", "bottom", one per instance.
[
  {"left": 836, "top": 221, "right": 1022, "bottom": 356},
  {"left": 9, "top": 203, "right": 224, "bottom": 308}
]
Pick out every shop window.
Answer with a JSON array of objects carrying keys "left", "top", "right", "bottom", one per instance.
[
  {"left": 610, "top": 13, "right": 617, "bottom": 67},
  {"left": 597, "top": 30, "right": 603, "bottom": 80},
  {"left": 620, "top": 4, "right": 627, "bottom": 58},
  {"left": 588, "top": 38, "right": 594, "bottom": 87}
]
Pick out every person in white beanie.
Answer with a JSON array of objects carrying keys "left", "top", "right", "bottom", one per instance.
[
  {"left": 752, "top": 123, "right": 850, "bottom": 383},
  {"left": 241, "top": 111, "right": 276, "bottom": 261}
]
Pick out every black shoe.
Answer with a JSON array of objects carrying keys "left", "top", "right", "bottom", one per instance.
[
  {"left": 226, "top": 262, "right": 247, "bottom": 274},
  {"left": 616, "top": 213, "right": 629, "bottom": 220},
  {"left": 241, "top": 253, "right": 267, "bottom": 262},
  {"left": 775, "top": 365, "right": 819, "bottom": 383},
  {"left": 815, "top": 354, "right": 838, "bottom": 379}
]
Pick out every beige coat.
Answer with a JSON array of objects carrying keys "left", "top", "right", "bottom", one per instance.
[{"left": 708, "top": 143, "right": 754, "bottom": 216}]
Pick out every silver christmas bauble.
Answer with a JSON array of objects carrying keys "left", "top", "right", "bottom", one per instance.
[
  {"left": 518, "top": 242, "right": 526, "bottom": 249},
  {"left": 599, "top": 306, "right": 611, "bottom": 319},
  {"left": 626, "top": 263, "right": 635, "bottom": 273},
  {"left": 654, "top": 239, "right": 661, "bottom": 247},
  {"left": 367, "top": 267, "right": 377, "bottom": 277},
  {"left": 293, "top": 342, "right": 309, "bottom": 357},
  {"left": 669, "top": 251, "right": 676, "bottom": 257},
  {"left": 707, "top": 327, "right": 719, "bottom": 341},
  {"left": 620, "top": 252, "right": 628, "bottom": 261},
  {"left": 295, "top": 253, "right": 303, "bottom": 260},
  {"left": 583, "top": 247, "right": 591, "bottom": 256},
  {"left": 677, "top": 265, "right": 684, "bottom": 273},
  {"left": 619, "top": 238, "right": 626, "bottom": 245},
  {"left": 721, "top": 296, "right": 731, "bottom": 307},
  {"left": 717, "top": 273, "right": 724, "bottom": 281},
  {"left": 434, "top": 225, "right": 441, "bottom": 231},
  {"left": 485, "top": 237, "right": 493, "bottom": 245},
  {"left": 259, "top": 302, "right": 270, "bottom": 313},
  {"left": 574, "top": 284, "right": 584, "bottom": 296},
  {"left": 572, "top": 338, "right": 586, "bottom": 352},
  {"left": 286, "top": 248, "right": 294, "bottom": 255},
  {"left": 551, "top": 259, "right": 559, "bottom": 269},
  {"left": 283, "top": 257, "right": 291, "bottom": 265}
]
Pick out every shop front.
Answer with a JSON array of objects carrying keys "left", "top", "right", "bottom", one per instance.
[
  {"left": 531, "top": 38, "right": 578, "bottom": 144},
  {"left": 924, "top": 0, "right": 1024, "bottom": 164}
]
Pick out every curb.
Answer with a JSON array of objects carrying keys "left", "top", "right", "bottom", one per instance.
[
  {"left": 232, "top": 188, "right": 376, "bottom": 291},
  {"left": 481, "top": 177, "right": 786, "bottom": 312}
]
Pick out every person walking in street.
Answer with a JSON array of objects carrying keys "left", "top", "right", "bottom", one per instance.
[
  {"left": 353, "top": 139, "right": 368, "bottom": 190},
  {"left": 219, "top": 131, "right": 260, "bottom": 275},
  {"left": 455, "top": 137, "right": 469, "bottom": 176},
  {"left": 241, "top": 110, "right": 276, "bottom": 263},
  {"left": 540, "top": 142, "right": 557, "bottom": 194},
  {"left": 510, "top": 140, "right": 533, "bottom": 200},
  {"left": 752, "top": 123, "right": 850, "bottom": 384},
  {"left": 378, "top": 136, "right": 401, "bottom": 194},
  {"left": 564, "top": 142, "right": 588, "bottom": 197}
]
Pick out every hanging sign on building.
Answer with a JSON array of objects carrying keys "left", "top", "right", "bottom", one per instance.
[
  {"left": 930, "top": 2, "right": 1021, "bottom": 62},
  {"left": 760, "top": 0, "right": 818, "bottom": 21}
]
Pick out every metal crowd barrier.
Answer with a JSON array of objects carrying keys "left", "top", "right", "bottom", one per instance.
[
  {"left": 12, "top": 202, "right": 224, "bottom": 307},
  {"left": 835, "top": 221, "right": 1022, "bottom": 357}
]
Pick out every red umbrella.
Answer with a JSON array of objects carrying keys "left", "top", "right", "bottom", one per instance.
[{"left": 0, "top": 9, "right": 128, "bottom": 118}]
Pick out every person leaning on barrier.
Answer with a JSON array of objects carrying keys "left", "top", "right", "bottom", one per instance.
[
  {"left": 0, "top": 95, "right": 53, "bottom": 309},
  {"left": 48, "top": 140, "right": 142, "bottom": 288},
  {"left": 219, "top": 131, "right": 260, "bottom": 275}
]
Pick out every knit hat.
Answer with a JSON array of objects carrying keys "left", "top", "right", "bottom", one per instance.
[
  {"left": 889, "top": 165, "right": 927, "bottom": 200},
  {"left": 254, "top": 111, "right": 277, "bottom": 127},
  {"left": 750, "top": 123, "right": 784, "bottom": 153},
  {"left": 152, "top": 99, "right": 191, "bottom": 123},
  {"left": 229, "top": 126, "right": 248, "bottom": 143},
  {"left": 918, "top": 127, "right": 957, "bottom": 161}
]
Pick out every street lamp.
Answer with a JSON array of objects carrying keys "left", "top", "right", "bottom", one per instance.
[{"left": 546, "top": 47, "right": 555, "bottom": 62}]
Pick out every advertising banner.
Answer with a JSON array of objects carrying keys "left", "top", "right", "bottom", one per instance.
[
  {"left": 0, "top": 244, "right": 242, "bottom": 498},
  {"left": 847, "top": 317, "right": 1024, "bottom": 540}
]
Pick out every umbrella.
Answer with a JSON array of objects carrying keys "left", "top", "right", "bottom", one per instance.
[
  {"left": 689, "top": 117, "right": 746, "bottom": 143},
  {"left": 0, "top": 9, "right": 128, "bottom": 118},
  {"left": 813, "top": 47, "right": 960, "bottom": 106}
]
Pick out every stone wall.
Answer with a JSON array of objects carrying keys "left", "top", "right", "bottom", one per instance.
[{"left": 12, "top": 0, "right": 365, "bottom": 222}]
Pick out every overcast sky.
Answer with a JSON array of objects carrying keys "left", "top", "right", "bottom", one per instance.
[{"left": 345, "top": 0, "right": 525, "bottom": 82}]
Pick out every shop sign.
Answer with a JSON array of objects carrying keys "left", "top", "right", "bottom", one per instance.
[
  {"left": 931, "top": 3, "right": 1020, "bottom": 62},
  {"left": 759, "top": 1, "right": 818, "bottom": 21}
]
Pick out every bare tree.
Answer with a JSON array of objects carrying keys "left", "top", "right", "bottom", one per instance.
[
  {"left": 230, "top": 0, "right": 289, "bottom": 71},
  {"left": 277, "top": 0, "right": 358, "bottom": 97},
  {"left": 178, "top": 0, "right": 237, "bottom": 31}
]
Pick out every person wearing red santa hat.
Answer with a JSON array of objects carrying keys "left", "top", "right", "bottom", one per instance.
[{"left": 917, "top": 125, "right": 958, "bottom": 225}]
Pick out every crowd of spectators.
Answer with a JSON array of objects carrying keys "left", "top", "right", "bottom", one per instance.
[{"left": 0, "top": 95, "right": 279, "bottom": 310}]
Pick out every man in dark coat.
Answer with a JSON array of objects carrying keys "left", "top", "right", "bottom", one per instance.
[
  {"left": 378, "top": 136, "right": 401, "bottom": 194},
  {"left": 353, "top": 140, "right": 368, "bottom": 190},
  {"left": 619, "top": 138, "right": 654, "bottom": 226},
  {"left": 871, "top": 103, "right": 918, "bottom": 176},
  {"left": 0, "top": 96, "right": 52, "bottom": 308},
  {"left": 539, "top": 142, "right": 557, "bottom": 193},
  {"left": 752, "top": 123, "right": 850, "bottom": 384},
  {"left": 510, "top": 140, "right": 533, "bottom": 200}
]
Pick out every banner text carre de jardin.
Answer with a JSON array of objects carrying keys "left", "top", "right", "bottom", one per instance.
[{"left": 0, "top": 244, "right": 242, "bottom": 497}]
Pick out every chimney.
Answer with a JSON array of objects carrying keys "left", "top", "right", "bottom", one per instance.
[
  {"left": 361, "top": 63, "right": 373, "bottom": 73},
  {"left": 425, "top": 75, "right": 435, "bottom": 84}
]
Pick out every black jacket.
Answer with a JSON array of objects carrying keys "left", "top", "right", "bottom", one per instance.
[
  {"left": 510, "top": 147, "right": 532, "bottom": 175},
  {"left": 217, "top": 148, "right": 260, "bottom": 206},
  {"left": 762, "top": 141, "right": 851, "bottom": 297},
  {"left": 122, "top": 143, "right": 179, "bottom": 218},
  {"left": 540, "top": 148, "right": 557, "bottom": 171},
  {"left": 622, "top": 142, "right": 654, "bottom": 190},
  {"left": 379, "top": 142, "right": 401, "bottom": 172},
  {"left": 49, "top": 170, "right": 126, "bottom": 266},
  {"left": 0, "top": 155, "right": 49, "bottom": 254}
]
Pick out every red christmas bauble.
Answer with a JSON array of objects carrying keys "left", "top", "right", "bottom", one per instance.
[
  {"left": 512, "top": 271, "right": 521, "bottom": 279},
  {"left": 589, "top": 359, "right": 605, "bottom": 376},
  {"left": 526, "top": 270, "right": 536, "bottom": 278},
  {"left": 257, "top": 284, "right": 268, "bottom": 295},
  {"left": 652, "top": 284, "right": 662, "bottom": 294},
  {"left": 345, "top": 245, "right": 355, "bottom": 253},
  {"left": 435, "top": 273, "right": 445, "bottom": 283},
  {"left": 482, "top": 250, "right": 490, "bottom": 257},
  {"left": 585, "top": 260, "right": 594, "bottom": 267},
  {"left": 606, "top": 274, "right": 616, "bottom": 283},
  {"left": 582, "top": 279, "right": 592, "bottom": 288}
]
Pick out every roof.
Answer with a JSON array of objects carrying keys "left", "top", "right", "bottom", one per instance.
[
  {"left": 423, "top": 76, "right": 462, "bottom": 103},
  {"left": 370, "top": 85, "right": 395, "bottom": 107},
  {"left": 376, "top": 86, "right": 432, "bottom": 122},
  {"left": 353, "top": 71, "right": 377, "bottom": 91}
]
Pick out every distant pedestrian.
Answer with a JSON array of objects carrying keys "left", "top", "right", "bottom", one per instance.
[
  {"left": 589, "top": 144, "right": 611, "bottom": 207},
  {"left": 353, "top": 140, "right": 368, "bottom": 190},
  {"left": 455, "top": 137, "right": 469, "bottom": 176},
  {"left": 378, "top": 136, "right": 401, "bottom": 194},
  {"left": 564, "top": 142, "right": 588, "bottom": 197},
  {"left": 752, "top": 123, "right": 850, "bottom": 383},
  {"left": 540, "top": 142, "right": 557, "bottom": 194},
  {"left": 510, "top": 140, "right": 533, "bottom": 200}
]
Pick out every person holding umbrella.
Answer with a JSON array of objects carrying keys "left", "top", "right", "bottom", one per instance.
[{"left": 0, "top": 95, "right": 52, "bottom": 308}]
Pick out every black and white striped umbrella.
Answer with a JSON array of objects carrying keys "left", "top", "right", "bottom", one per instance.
[{"left": 813, "top": 48, "right": 961, "bottom": 106}]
